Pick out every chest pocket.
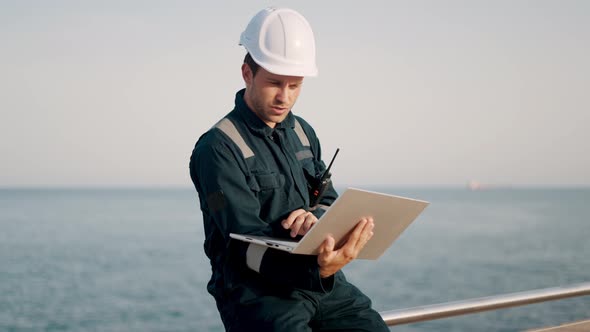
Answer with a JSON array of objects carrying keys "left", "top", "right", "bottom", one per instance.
[
  {"left": 244, "top": 170, "right": 282, "bottom": 194},
  {"left": 253, "top": 172, "right": 282, "bottom": 191}
]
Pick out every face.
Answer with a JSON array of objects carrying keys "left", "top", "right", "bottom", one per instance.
[{"left": 242, "top": 64, "right": 304, "bottom": 128}]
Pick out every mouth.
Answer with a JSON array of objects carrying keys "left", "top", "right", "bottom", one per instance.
[{"left": 270, "top": 106, "right": 288, "bottom": 114}]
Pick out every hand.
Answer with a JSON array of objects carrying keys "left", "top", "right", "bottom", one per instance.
[
  {"left": 317, "top": 217, "right": 374, "bottom": 278},
  {"left": 282, "top": 209, "right": 318, "bottom": 238}
]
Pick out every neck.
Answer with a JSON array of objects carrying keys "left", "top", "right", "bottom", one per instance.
[{"left": 243, "top": 89, "right": 277, "bottom": 128}]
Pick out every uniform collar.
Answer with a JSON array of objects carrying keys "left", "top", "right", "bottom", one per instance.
[{"left": 235, "top": 89, "right": 295, "bottom": 136}]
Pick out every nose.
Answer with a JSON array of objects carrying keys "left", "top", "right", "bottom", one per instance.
[{"left": 275, "top": 85, "right": 290, "bottom": 104}]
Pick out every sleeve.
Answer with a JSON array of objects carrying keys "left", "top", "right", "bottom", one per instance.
[{"left": 191, "top": 137, "right": 334, "bottom": 292}]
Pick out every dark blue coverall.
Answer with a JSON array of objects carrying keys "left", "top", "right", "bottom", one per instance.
[{"left": 189, "top": 89, "right": 389, "bottom": 331}]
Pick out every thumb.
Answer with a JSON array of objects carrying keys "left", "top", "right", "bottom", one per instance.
[
  {"left": 318, "top": 235, "right": 335, "bottom": 265},
  {"left": 324, "top": 234, "right": 335, "bottom": 253},
  {"left": 318, "top": 235, "right": 334, "bottom": 255}
]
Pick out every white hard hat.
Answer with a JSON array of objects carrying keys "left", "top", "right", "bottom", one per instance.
[{"left": 239, "top": 7, "right": 318, "bottom": 77}]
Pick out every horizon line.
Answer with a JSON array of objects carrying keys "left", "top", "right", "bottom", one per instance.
[{"left": 1, "top": 184, "right": 589, "bottom": 190}]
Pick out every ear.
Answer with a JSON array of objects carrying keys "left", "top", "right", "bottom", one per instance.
[{"left": 241, "top": 63, "right": 253, "bottom": 86}]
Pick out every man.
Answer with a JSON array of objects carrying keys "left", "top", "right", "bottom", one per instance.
[{"left": 189, "top": 7, "right": 389, "bottom": 332}]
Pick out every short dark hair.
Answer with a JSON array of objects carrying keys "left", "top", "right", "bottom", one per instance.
[{"left": 244, "top": 53, "right": 260, "bottom": 76}]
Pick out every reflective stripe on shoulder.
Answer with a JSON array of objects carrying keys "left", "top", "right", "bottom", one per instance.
[
  {"left": 215, "top": 118, "right": 255, "bottom": 159},
  {"left": 293, "top": 119, "right": 311, "bottom": 147},
  {"left": 215, "top": 117, "right": 312, "bottom": 159}
]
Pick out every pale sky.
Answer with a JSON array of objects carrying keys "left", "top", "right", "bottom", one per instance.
[{"left": 1, "top": 0, "right": 589, "bottom": 188}]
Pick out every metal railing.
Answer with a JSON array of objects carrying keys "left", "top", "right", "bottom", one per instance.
[{"left": 379, "top": 282, "right": 590, "bottom": 326}]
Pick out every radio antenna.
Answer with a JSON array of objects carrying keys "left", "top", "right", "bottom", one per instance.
[{"left": 321, "top": 148, "right": 340, "bottom": 181}]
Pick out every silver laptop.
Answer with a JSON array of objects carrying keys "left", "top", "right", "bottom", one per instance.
[{"left": 230, "top": 188, "right": 429, "bottom": 260}]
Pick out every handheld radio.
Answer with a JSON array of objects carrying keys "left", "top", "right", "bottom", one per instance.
[{"left": 308, "top": 148, "right": 340, "bottom": 207}]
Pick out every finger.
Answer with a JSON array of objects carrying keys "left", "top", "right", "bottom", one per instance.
[
  {"left": 357, "top": 218, "right": 375, "bottom": 248},
  {"left": 347, "top": 217, "right": 375, "bottom": 252},
  {"left": 281, "top": 210, "right": 297, "bottom": 229},
  {"left": 345, "top": 218, "right": 368, "bottom": 249},
  {"left": 289, "top": 214, "right": 306, "bottom": 237},
  {"left": 300, "top": 213, "right": 317, "bottom": 235},
  {"left": 282, "top": 209, "right": 305, "bottom": 229}
]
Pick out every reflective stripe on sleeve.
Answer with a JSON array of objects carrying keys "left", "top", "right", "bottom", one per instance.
[
  {"left": 293, "top": 119, "right": 311, "bottom": 147},
  {"left": 246, "top": 243, "right": 268, "bottom": 273},
  {"left": 215, "top": 118, "right": 255, "bottom": 159},
  {"left": 296, "top": 149, "right": 313, "bottom": 160},
  {"left": 309, "top": 204, "right": 330, "bottom": 212}
]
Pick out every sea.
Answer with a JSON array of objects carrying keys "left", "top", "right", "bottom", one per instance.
[{"left": 1, "top": 187, "right": 589, "bottom": 332}]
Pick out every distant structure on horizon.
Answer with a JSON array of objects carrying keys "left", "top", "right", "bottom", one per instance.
[{"left": 467, "top": 180, "right": 489, "bottom": 191}]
